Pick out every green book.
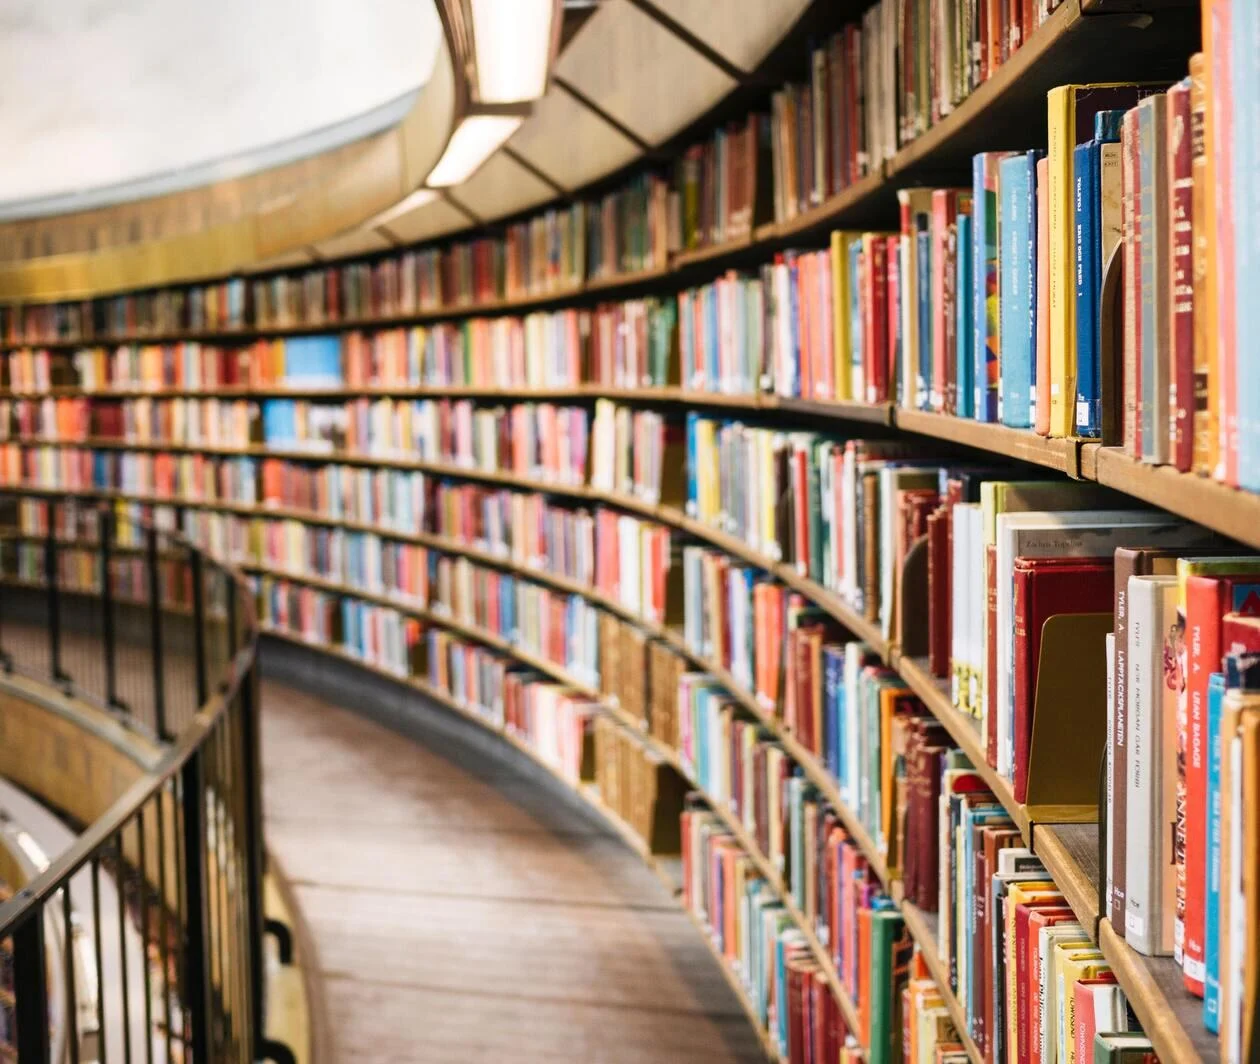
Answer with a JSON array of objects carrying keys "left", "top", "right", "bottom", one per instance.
[{"left": 1093, "top": 1032, "right": 1158, "bottom": 1063}]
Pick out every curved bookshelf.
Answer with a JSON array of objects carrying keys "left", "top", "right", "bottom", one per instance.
[{"left": 0, "top": 0, "right": 1223, "bottom": 1058}]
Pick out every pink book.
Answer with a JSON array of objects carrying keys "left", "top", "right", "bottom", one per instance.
[
  {"left": 1168, "top": 79, "right": 1195, "bottom": 472},
  {"left": 1035, "top": 156, "right": 1051, "bottom": 436},
  {"left": 1123, "top": 109, "right": 1143, "bottom": 457},
  {"left": 1212, "top": 1, "right": 1236, "bottom": 484}
]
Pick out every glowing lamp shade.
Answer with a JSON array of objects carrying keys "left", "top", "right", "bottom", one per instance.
[
  {"left": 425, "top": 114, "right": 523, "bottom": 187},
  {"left": 470, "top": 0, "right": 557, "bottom": 104}
]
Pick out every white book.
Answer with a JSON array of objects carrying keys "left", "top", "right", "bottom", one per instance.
[
  {"left": 965, "top": 504, "right": 986, "bottom": 720},
  {"left": 842, "top": 641, "right": 867, "bottom": 811},
  {"left": 841, "top": 447, "right": 858, "bottom": 603},
  {"left": 1125, "top": 573, "right": 1177, "bottom": 956},
  {"left": 1105, "top": 630, "right": 1116, "bottom": 919},
  {"left": 993, "top": 511, "right": 1180, "bottom": 779}
]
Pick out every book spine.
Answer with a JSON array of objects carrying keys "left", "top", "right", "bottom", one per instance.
[
  {"left": 1234, "top": 2, "right": 1260, "bottom": 492},
  {"left": 1190, "top": 55, "right": 1214, "bottom": 476},
  {"left": 1169, "top": 80, "right": 1195, "bottom": 472},
  {"left": 1001, "top": 156, "right": 1034, "bottom": 429},
  {"left": 1036, "top": 156, "right": 1052, "bottom": 436},
  {"left": 1211, "top": 0, "right": 1236, "bottom": 484},
  {"left": 1123, "top": 110, "right": 1144, "bottom": 458},
  {"left": 1125, "top": 578, "right": 1169, "bottom": 957},
  {"left": 1203, "top": 671, "right": 1225, "bottom": 1031},
  {"left": 956, "top": 213, "right": 975, "bottom": 418},
  {"left": 1075, "top": 142, "right": 1102, "bottom": 438},
  {"left": 973, "top": 155, "right": 1000, "bottom": 422},
  {"left": 1183, "top": 575, "right": 1221, "bottom": 996},
  {"left": 1047, "top": 87, "right": 1076, "bottom": 437}
]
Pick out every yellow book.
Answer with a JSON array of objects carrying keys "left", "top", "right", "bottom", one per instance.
[
  {"left": 1004, "top": 883, "right": 1065, "bottom": 1055},
  {"left": 1047, "top": 84, "right": 1153, "bottom": 438},
  {"left": 1053, "top": 946, "right": 1107, "bottom": 1064},
  {"left": 830, "top": 230, "right": 862, "bottom": 401}
]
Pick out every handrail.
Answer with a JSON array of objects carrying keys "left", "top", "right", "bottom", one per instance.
[{"left": 0, "top": 494, "right": 263, "bottom": 1064}]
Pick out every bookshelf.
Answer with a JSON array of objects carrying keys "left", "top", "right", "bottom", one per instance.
[{"left": 0, "top": 0, "right": 1240, "bottom": 1061}]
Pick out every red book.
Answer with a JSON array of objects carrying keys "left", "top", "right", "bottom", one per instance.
[
  {"left": 885, "top": 237, "right": 901, "bottom": 402},
  {"left": 1168, "top": 78, "right": 1195, "bottom": 472},
  {"left": 1184, "top": 574, "right": 1260, "bottom": 994},
  {"left": 1123, "top": 110, "right": 1143, "bottom": 456},
  {"left": 864, "top": 235, "right": 890, "bottom": 404},
  {"left": 928, "top": 506, "right": 951, "bottom": 678},
  {"left": 1016, "top": 904, "right": 1073, "bottom": 1064},
  {"left": 1073, "top": 975, "right": 1119, "bottom": 1064},
  {"left": 1012, "top": 556, "right": 1114, "bottom": 803}
]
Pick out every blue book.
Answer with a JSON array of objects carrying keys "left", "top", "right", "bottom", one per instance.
[
  {"left": 1137, "top": 98, "right": 1168, "bottom": 463},
  {"left": 824, "top": 646, "right": 844, "bottom": 778},
  {"left": 999, "top": 152, "right": 1041, "bottom": 429},
  {"left": 705, "top": 284, "right": 720, "bottom": 390},
  {"left": 1075, "top": 111, "right": 1124, "bottom": 437},
  {"left": 972, "top": 153, "right": 1008, "bottom": 422},
  {"left": 1204, "top": 670, "right": 1225, "bottom": 1031},
  {"left": 685, "top": 412, "right": 699, "bottom": 513},
  {"left": 955, "top": 213, "right": 975, "bottom": 418},
  {"left": 1235, "top": 5, "right": 1260, "bottom": 489},
  {"left": 916, "top": 218, "right": 932, "bottom": 410},
  {"left": 282, "top": 335, "right": 342, "bottom": 385},
  {"left": 786, "top": 253, "right": 802, "bottom": 398}
]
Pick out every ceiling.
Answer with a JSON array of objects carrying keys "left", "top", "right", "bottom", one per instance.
[{"left": 0, "top": 0, "right": 443, "bottom": 216}]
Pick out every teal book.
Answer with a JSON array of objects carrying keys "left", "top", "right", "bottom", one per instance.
[
  {"left": 956, "top": 213, "right": 975, "bottom": 418},
  {"left": 1203, "top": 670, "right": 1225, "bottom": 1031},
  {"left": 998, "top": 152, "right": 1042, "bottom": 429}
]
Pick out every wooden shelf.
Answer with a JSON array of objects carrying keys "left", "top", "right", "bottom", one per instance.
[
  {"left": 1030, "top": 823, "right": 1101, "bottom": 939},
  {"left": 1092, "top": 444, "right": 1260, "bottom": 549},
  {"left": 1097, "top": 919, "right": 1216, "bottom": 1064},
  {"left": 893, "top": 409, "right": 1081, "bottom": 475}
]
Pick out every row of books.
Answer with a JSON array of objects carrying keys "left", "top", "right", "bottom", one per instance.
[
  {"left": 258, "top": 399, "right": 592, "bottom": 487},
  {"left": 681, "top": 804, "right": 863, "bottom": 1064}
]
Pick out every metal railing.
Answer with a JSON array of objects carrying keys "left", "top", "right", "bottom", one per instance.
[{"left": 0, "top": 495, "right": 264, "bottom": 1064}]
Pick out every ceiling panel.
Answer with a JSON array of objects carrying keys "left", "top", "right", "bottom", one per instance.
[
  {"left": 647, "top": 0, "right": 812, "bottom": 72},
  {"left": 454, "top": 153, "right": 557, "bottom": 223},
  {"left": 382, "top": 197, "right": 470, "bottom": 246},
  {"left": 553, "top": 0, "right": 736, "bottom": 147},
  {"left": 241, "top": 248, "right": 316, "bottom": 274},
  {"left": 507, "top": 88, "right": 640, "bottom": 191},
  {"left": 313, "top": 227, "right": 393, "bottom": 261}
]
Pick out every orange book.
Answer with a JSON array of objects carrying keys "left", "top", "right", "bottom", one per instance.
[{"left": 857, "top": 907, "right": 873, "bottom": 1044}]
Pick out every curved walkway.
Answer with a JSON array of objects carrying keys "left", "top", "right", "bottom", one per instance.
[{"left": 260, "top": 654, "right": 766, "bottom": 1064}]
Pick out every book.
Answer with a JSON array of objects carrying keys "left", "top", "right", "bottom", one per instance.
[
  {"left": 1136, "top": 94, "right": 1171, "bottom": 466},
  {"left": 972, "top": 154, "right": 1017, "bottom": 423},
  {"left": 1167, "top": 78, "right": 1195, "bottom": 472},
  {"left": 1011, "top": 556, "right": 1114, "bottom": 802},
  {"left": 1124, "top": 573, "right": 1178, "bottom": 956},
  {"left": 999, "top": 152, "right": 1040, "bottom": 430}
]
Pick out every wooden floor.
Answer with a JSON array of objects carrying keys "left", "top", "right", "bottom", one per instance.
[{"left": 259, "top": 671, "right": 766, "bottom": 1063}]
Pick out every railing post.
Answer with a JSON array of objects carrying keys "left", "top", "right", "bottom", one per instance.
[
  {"left": 45, "top": 503, "right": 68, "bottom": 689},
  {"left": 191, "top": 550, "right": 209, "bottom": 704},
  {"left": 100, "top": 506, "right": 124, "bottom": 711},
  {"left": 12, "top": 913, "right": 51, "bottom": 1064},
  {"left": 148, "top": 526, "right": 169, "bottom": 740},
  {"left": 239, "top": 661, "right": 267, "bottom": 1052},
  {"left": 181, "top": 748, "right": 213, "bottom": 1063}
]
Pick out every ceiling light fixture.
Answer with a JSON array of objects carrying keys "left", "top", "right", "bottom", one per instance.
[
  {"left": 366, "top": 187, "right": 441, "bottom": 228},
  {"left": 468, "top": 0, "right": 559, "bottom": 104},
  {"left": 425, "top": 113, "right": 524, "bottom": 187}
]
